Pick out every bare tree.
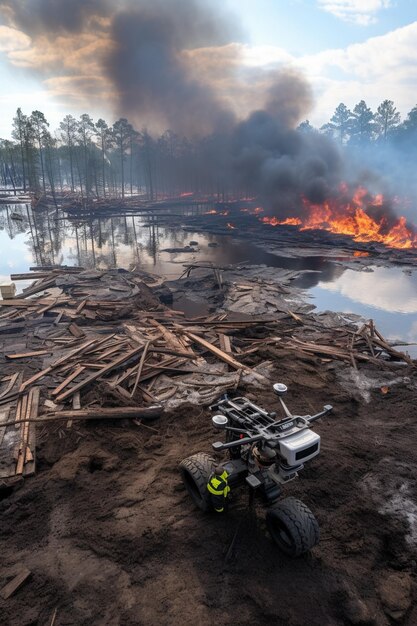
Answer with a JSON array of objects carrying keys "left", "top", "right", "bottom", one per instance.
[
  {"left": 30, "top": 110, "right": 50, "bottom": 193},
  {"left": 112, "top": 118, "right": 132, "bottom": 198},
  {"left": 59, "top": 115, "right": 77, "bottom": 191},
  {"left": 12, "top": 108, "right": 28, "bottom": 191}
]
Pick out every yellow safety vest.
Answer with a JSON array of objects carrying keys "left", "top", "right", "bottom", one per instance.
[{"left": 207, "top": 471, "right": 230, "bottom": 494}]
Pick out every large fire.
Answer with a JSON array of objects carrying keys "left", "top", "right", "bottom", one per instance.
[{"left": 260, "top": 187, "right": 417, "bottom": 249}]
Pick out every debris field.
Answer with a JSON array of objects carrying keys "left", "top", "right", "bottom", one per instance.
[{"left": 0, "top": 262, "right": 416, "bottom": 625}]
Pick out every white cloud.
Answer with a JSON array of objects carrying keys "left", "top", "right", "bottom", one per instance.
[
  {"left": 0, "top": 25, "right": 30, "bottom": 52},
  {"left": 317, "top": 1, "right": 391, "bottom": 25},
  {"left": 238, "top": 21, "right": 417, "bottom": 126}
]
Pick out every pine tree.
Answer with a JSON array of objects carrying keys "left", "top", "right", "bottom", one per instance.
[
  {"left": 375, "top": 100, "right": 400, "bottom": 141},
  {"left": 328, "top": 103, "right": 353, "bottom": 144},
  {"left": 349, "top": 100, "right": 375, "bottom": 145}
]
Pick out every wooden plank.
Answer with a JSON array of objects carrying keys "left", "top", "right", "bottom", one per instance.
[
  {"left": 4, "top": 406, "right": 163, "bottom": 426},
  {"left": 370, "top": 334, "right": 414, "bottom": 365},
  {"left": 15, "top": 278, "right": 56, "bottom": 298},
  {"left": 0, "top": 300, "right": 39, "bottom": 307},
  {"left": 36, "top": 299, "right": 58, "bottom": 315},
  {"left": 75, "top": 299, "right": 87, "bottom": 314},
  {"left": 68, "top": 323, "right": 85, "bottom": 338},
  {"left": 0, "top": 372, "right": 18, "bottom": 399},
  {"left": 82, "top": 334, "right": 117, "bottom": 355},
  {"left": 72, "top": 392, "right": 81, "bottom": 410},
  {"left": 131, "top": 341, "right": 151, "bottom": 397},
  {"left": 0, "top": 567, "right": 31, "bottom": 599},
  {"left": 149, "top": 347, "right": 196, "bottom": 359},
  {"left": 53, "top": 311, "right": 64, "bottom": 325},
  {"left": 16, "top": 390, "right": 32, "bottom": 474},
  {"left": 51, "top": 366, "right": 85, "bottom": 396},
  {"left": 136, "top": 385, "right": 157, "bottom": 403},
  {"left": 23, "top": 387, "right": 40, "bottom": 477},
  {"left": 55, "top": 344, "right": 145, "bottom": 403},
  {"left": 49, "top": 607, "right": 58, "bottom": 626},
  {"left": 148, "top": 319, "right": 191, "bottom": 354},
  {"left": 97, "top": 345, "right": 124, "bottom": 361},
  {"left": 20, "top": 338, "right": 97, "bottom": 392},
  {"left": 5, "top": 350, "right": 50, "bottom": 360},
  {"left": 186, "top": 332, "right": 266, "bottom": 381},
  {"left": 18, "top": 394, "right": 28, "bottom": 429},
  {"left": 287, "top": 310, "right": 304, "bottom": 324},
  {"left": 11, "top": 272, "right": 52, "bottom": 280},
  {"left": 219, "top": 333, "right": 232, "bottom": 353}
]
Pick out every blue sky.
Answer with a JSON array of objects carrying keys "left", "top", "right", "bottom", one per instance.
[
  {"left": 0, "top": 0, "right": 416, "bottom": 136},
  {"left": 225, "top": 0, "right": 417, "bottom": 52}
]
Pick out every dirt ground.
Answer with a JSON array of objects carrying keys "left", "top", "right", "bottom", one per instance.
[{"left": 1, "top": 350, "right": 417, "bottom": 625}]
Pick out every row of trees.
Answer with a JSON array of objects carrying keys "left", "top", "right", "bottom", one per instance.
[
  {"left": 299, "top": 99, "right": 417, "bottom": 145},
  {"left": 0, "top": 109, "right": 209, "bottom": 200},
  {"left": 1, "top": 98, "right": 416, "bottom": 198}
]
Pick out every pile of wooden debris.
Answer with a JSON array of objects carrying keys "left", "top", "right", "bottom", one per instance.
[
  {"left": 0, "top": 264, "right": 414, "bottom": 485},
  {"left": 0, "top": 267, "right": 274, "bottom": 484}
]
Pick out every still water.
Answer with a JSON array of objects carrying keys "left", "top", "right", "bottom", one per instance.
[{"left": 1, "top": 204, "right": 417, "bottom": 347}]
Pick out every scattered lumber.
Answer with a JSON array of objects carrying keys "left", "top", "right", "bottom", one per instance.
[
  {"left": 186, "top": 332, "right": 267, "bottom": 382},
  {"left": 55, "top": 345, "right": 145, "bottom": 403},
  {"left": 0, "top": 266, "right": 414, "bottom": 484}
]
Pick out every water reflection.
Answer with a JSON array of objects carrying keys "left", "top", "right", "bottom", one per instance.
[
  {"left": 311, "top": 266, "right": 417, "bottom": 346},
  {"left": 1, "top": 204, "right": 417, "bottom": 346},
  {"left": 315, "top": 267, "right": 417, "bottom": 315},
  {"left": 0, "top": 204, "right": 346, "bottom": 285}
]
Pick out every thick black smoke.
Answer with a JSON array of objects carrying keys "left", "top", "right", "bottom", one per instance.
[
  {"left": 105, "top": 1, "right": 237, "bottom": 135},
  {"left": 1, "top": 0, "right": 395, "bottom": 220},
  {"left": 205, "top": 72, "right": 344, "bottom": 215}
]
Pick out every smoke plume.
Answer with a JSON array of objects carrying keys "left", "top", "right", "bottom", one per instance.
[
  {"left": 105, "top": 1, "right": 237, "bottom": 135},
  {"left": 2, "top": 0, "right": 402, "bottom": 221}
]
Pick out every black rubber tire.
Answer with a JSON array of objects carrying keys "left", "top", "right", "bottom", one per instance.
[
  {"left": 266, "top": 497, "right": 320, "bottom": 557},
  {"left": 179, "top": 453, "right": 216, "bottom": 512}
]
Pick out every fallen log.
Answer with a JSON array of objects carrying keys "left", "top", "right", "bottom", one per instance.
[{"left": 1, "top": 405, "right": 163, "bottom": 426}]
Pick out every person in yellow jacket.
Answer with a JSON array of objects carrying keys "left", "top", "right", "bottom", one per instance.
[{"left": 207, "top": 466, "right": 230, "bottom": 512}]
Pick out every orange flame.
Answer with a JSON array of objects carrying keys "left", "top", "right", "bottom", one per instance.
[
  {"left": 240, "top": 206, "right": 264, "bottom": 215},
  {"left": 260, "top": 188, "right": 417, "bottom": 249}
]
